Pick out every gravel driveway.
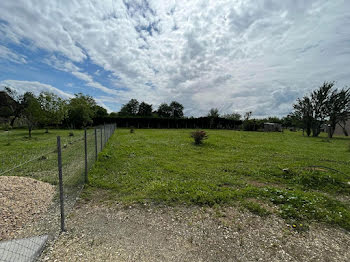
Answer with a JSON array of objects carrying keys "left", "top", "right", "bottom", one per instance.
[
  {"left": 41, "top": 191, "right": 350, "bottom": 262},
  {"left": 0, "top": 176, "right": 55, "bottom": 241}
]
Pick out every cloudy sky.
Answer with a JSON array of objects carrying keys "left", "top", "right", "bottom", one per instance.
[{"left": 0, "top": 0, "right": 349, "bottom": 117}]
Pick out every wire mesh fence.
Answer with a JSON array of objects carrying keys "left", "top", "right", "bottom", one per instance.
[{"left": 0, "top": 124, "right": 116, "bottom": 262}]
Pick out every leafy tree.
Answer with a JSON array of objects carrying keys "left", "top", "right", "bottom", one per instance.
[
  {"left": 338, "top": 118, "right": 349, "bottom": 136},
  {"left": 67, "top": 93, "right": 96, "bottom": 128},
  {"left": 109, "top": 112, "right": 118, "bottom": 118},
  {"left": 157, "top": 103, "right": 172, "bottom": 118},
  {"left": 293, "top": 82, "right": 349, "bottom": 137},
  {"left": 93, "top": 105, "right": 108, "bottom": 119},
  {"left": 119, "top": 99, "right": 139, "bottom": 116},
  {"left": 310, "top": 82, "right": 333, "bottom": 136},
  {"left": 327, "top": 87, "right": 350, "bottom": 137},
  {"left": 282, "top": 113, "right": 303, "bottom": 129},
  {"left": 38, "top": 92, "right": 67, "bottom": 132},
  {"left": 208, "top": 108, "right": 220, "bottom": 118},
  {"left": 244, "top": 111, "right": 252, "bottom": 121},
  {"left": 169, "top": 101, "right": 184, "bottom": 118},
  {"left": 138, "top": 102, "right": 153, "bottom": 116},
  {"left": 223, "top": 112, "right": 241, "bottom": 121},
  {"left": 1, "top": 87, "right": 22, "bottom": 127},
  {"left": 293, "top": 96, "right": 313, "bottom": 136},
  {"left": 22, "top": 92, "right": 43, "bottom": 137}
]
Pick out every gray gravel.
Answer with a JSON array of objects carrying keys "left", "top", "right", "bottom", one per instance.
[
  {"left": 0, "top": 176, "right": 55, "bottom": 241},
  {"left": 41, "top": 195, "right": 350, "bottom": 262}
]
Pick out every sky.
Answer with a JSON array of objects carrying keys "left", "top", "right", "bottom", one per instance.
[{"left": 0, "top": 0, "right": 349, "bottom": 117}]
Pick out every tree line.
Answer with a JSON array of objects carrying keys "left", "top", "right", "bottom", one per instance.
[
  {"left": 113, "top": 99, "right": 184, "bottom": 118},
  {"left": 0, "top": 87, "right": 108, "bottom": 137},
  {"left": 1, "top": 81, "right": 349, "bottom": 137}
]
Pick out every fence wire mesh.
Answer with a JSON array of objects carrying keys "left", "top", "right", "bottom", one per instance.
[{"left": 0, "top": 124, "right": 116, "bottom": 262}]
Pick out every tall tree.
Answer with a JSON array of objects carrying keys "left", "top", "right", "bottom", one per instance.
[
  {"left": 208, "top": 108, "right": 220, "bottom": 118},
  {"left": 1, "top": 87, "right": 22, "bottom": 127},
  {"left": 244, "top": 111, "right": 252, "bottom": 121},
  {"left": 119, "top": 99, "right": 139, "bottom": 116},
  {"left": 38, "top": 92, "right": 67, "bottom": 132},
  {"left": 292, "top": 81, "right": 350, "bottom": 137},
  {"left": 22, "top": 92, "right": 43, "bottom": 138},
  {"left": 67, "top": 93, "right": 96, "bottom": 128},
  {"left": 93, "top": 105, "right": 108, "bottom": 119},
  {"left": 310, "top": 82, "right": 333, "bottom": 136},
  {"left": 169, "top": 101, "right": 184, "bottom": 118},
  {"left": 293, "top": 96, "right": 313, "bottom": 136},
  {"left": 327, "top": 87, "right": 350, "bottom": 137},
  {"left": 157, "top": 103, "right": 172, "bottom": 118},
  {"left": 138, "top": 102, "right": 153, "bottom": 116}
]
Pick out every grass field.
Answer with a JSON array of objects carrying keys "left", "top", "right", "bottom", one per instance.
[
  {"left": 87, "top": 129, "right": 350, "bottom": 231},
  {"left": 0, "top": 128, "right": 88, "bottom": 185}
]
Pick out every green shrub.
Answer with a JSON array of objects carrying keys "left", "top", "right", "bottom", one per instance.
[
  {"left": 69, "top": 132, "right": 74, "bottom": 137},
  {"left": 243, "top": 120, "right": 260, "bottom": 131},
  {"left": 130, "top": 126, "right": 135, "bottom": 133},
  {"left": 190, "top": 130, "right": 208, "bottom": 145}
]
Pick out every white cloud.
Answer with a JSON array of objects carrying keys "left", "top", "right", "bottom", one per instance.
[
  {"left": 0, "top": 79, "right": 112, "bottom": 111},
  {"left": 0, "top": 80, "right": 72, "bottom": 99},
  {"left": 0, "top": 45, "right": 27, "bottom": 64},
  {"left": 0, "top": 0, "right": 350, "bottom": 116}
]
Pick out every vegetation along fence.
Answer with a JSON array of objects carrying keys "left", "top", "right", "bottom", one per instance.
[
  {"left": 98, "top": 116, "right": 243, "bottom": 130},
  {"left": 0, "top": 123, "right": 116, "bottom": 262}
]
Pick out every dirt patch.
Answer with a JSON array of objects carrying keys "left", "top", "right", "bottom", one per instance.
[
  {"left": 0, "top": 176, "right": 55, "bottom": 240},
  {"left": 41, "top": 194, "right": 350, "bottom": 262}
]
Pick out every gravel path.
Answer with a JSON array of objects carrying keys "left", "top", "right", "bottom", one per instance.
[
  {"left": 41, "top": 192, "right": 350, "bottom": 262},
  {"left": 0, "top": 176, "right": 55, "bottom": 241}
]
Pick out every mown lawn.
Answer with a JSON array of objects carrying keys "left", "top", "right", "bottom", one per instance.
[{"left": 88, "top": 129, "right": 350, "bottom": 231}]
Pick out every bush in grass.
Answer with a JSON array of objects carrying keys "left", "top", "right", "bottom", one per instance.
[
  {"left": 69, "top": 132, "right": 74, "bottom": 137},
  {"left": 130, "top": 126, "right": 135, "bottom": 133},
  {"left": 190, "top": 130, "right": 208, "bottom": 145}
]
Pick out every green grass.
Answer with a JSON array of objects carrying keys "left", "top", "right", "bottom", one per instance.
[
  {"left": 0, "top": 128, "right": 88, "bottom": 186},
  {"left": 88, "top": 129, "right": 350, "bottom": 230}
]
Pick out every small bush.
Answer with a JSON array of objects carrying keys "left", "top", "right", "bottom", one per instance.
[
  {"left": 69, "top": 132, "right": 74, "bottom": 137},
  {"left": 190, "top": 130, "right": 208, "bottom": 145},
  {"left": 130, "top": 126, "right": 135, "bottom": 133}
]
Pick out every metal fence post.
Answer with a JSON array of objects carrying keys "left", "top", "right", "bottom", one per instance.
[
  {"left": 84, "top": 129, "right": 88, "bottom": 183},
  {"left": 57, "top": 136, "right": 65, "bottom": 232},
  {"left": 94, "top": 128, "right": 98, "bottom": 161},
  {"left": 104, "top": 124, "right": 106, "bottom": 145},
  {"left": 100, "top": 127, "right": 103, "bottom": 151}
]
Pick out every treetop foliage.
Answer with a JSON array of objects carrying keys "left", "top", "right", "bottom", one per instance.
[{"left": 293, "top": 81, "right": 350, "bottom": 137}]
